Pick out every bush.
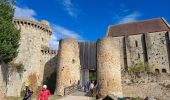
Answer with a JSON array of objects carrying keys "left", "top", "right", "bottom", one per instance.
[
  {"left": 20, "top": 89, "right": 25, "bottom": 97},
  {"left": 128, "top": 61, "right": 150, "bottom": 75},
  {"left": 8, "top": 61, "right": 25, "bottom": 73}
]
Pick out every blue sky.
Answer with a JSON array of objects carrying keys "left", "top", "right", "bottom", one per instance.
[{"left": 14, "top": 0, "right": 170, "bottom": 49}]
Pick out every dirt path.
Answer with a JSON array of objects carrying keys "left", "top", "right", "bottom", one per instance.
[
  {"left": 57, "top": 90, "right": 94, "bottom": 100},
  {"left": 58, "top": 96, "right": 94, "bottom": 100}
]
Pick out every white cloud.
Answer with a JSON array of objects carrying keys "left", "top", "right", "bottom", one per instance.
[
  {"left": 14, "top": 6, "right": 36, "bottom": 20},
  {"left": 118, "top": 11, "right": 141, "bottom": 24},
  {"left": 49, "top": 24, "right": 84, "bottom": 50},
  {"left": 112, "top": 4, "right": 141, "bottom": 24},
  {"left": 61, "top": 0, "right": 79, "bottom": 17},
  {"left": 49, "top": 34, "right": 59, "bottom": 50}
]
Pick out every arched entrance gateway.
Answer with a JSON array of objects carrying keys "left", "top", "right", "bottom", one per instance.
[{"left": 56, "top": 38, "right": 123, "bottom": 98}]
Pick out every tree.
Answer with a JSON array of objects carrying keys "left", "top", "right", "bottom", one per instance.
[{"left": 0, "top": 0, "right": 20, "bottom": 63}]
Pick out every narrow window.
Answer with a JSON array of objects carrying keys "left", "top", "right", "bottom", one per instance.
[
  {"left": 138, "top": 53, "right": 140, "bottom": 58},
  {"left": 72, "top": 59, "right": 75, "bottom": 64},
  {"left": 135, "top": 40, "right": 138, "bottom": 47}
]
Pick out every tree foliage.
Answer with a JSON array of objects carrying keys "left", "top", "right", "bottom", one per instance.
[{"left": 0, "top": 0, "right": 20, "bottom": 63}]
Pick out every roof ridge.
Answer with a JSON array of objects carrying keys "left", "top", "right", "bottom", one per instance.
[
  {"left": 109, "top": 17, "right": 162, "bottom": 28},
  {"left": 161, "top": 17, "right": 170, "bottom": 29}
]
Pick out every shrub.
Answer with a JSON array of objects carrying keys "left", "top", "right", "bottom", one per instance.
[
  {"left": 128, "top": 61, "right": 150, "bottom": 76},
  {"left": 8, "top": 61, "right": 25, "bottom": 73}
]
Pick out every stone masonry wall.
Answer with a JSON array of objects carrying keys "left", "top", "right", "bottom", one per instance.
[
  {"left": 40, "top": 51, "right": 57, "bottom": 85},
  {"left": 6, "top": 18, "right": 52, "bottom": 96},
  {"left": 56, "top": 38, "right": 80, "bottom": 96},
  {"left": 0, "top": 62, "right": 7, "bottom": 98},
  {"left": 122, "top": 73, "right": 170, "bottom": 100},
  {"left": 114, "top": 36, "right": 126, "bottom": 71},
  {"left": 126, "top": 34, "right": 145, "bottom": 69},
  {"left": 145, "top": 31, "right": 170, "bottom": 73},
  {"left": 97, "top": 37, "right": 122, "bottom": 98}
]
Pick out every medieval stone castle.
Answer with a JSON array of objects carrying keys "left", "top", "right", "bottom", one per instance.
[{"left": 1, "top": 17, "right": 170, "bottom": 99}]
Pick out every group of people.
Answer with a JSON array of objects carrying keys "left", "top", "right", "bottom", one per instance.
[
  {"left": 23, "top": 82, "right": 51, "bottom": 100},
  {"left": 77, "top": 80, "right": 97, "bottom": 97}
]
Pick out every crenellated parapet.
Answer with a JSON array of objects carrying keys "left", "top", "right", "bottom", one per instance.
[
  {"left": 13, "top": 18, "right": 52, "bottom": 35},
  {"left": 41, "top": 45, "right": 57, "bottom": 55}
]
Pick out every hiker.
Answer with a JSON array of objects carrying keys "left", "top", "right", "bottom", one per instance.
[
  {"left": 37, "top": 85, "right": 51, "bottom": 100},
  {"left": 23, "top": 82, "right": 33, "bottom": 100},
  {"left": 89, "top": 81, "right": 94, "bottom": 97},
  {"left": 83, "top": 80, "right": 89, "bottom": 92},
  {"left": 77, "top": 80, "right": 81, "bottom": 90}
]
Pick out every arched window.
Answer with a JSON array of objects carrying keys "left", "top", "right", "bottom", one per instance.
[
  {"left": 162, "top": 69, "right": 167, "bottom": 73},
  {"left": 155, "top": 69, "right": 160, "bottom": 73}
]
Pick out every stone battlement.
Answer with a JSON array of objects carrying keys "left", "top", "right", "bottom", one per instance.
[
  {"left": 13, "top": 18, "right": 52, "bottom": 35},
  {"left": 41, "top": 45, "right": 57, "bottom": 54}
]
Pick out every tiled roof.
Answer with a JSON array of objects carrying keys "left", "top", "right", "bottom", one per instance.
[{"left": 106, "top": 18, "right": 170, "bottom": 37}]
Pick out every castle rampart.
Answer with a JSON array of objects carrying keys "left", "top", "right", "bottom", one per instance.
[{"left": 13, "top": 18, "right": 52, "bottom": 34}]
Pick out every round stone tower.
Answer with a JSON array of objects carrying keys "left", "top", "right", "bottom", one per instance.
[
  {"left": 56, "top": 38, "right": 80, "bottom": 96},
  {"left": 6, "top": 18, "right": 52, "bottom": 96},
  {"left": 97, "top": 37, "right": 122, "bottom": 98}
]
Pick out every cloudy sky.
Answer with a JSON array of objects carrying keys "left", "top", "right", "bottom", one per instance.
[{"left": 14, "top": 0, "right": 170, "bottom": 49}]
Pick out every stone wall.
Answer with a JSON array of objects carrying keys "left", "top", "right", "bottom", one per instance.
[
  {"left": 97, "top": 37, "right": 122, "bottom": 98},
  {"left": 122, "top": 73, "right": 170, "bottom": 100},
  {"left": 126, "top": 34, "right": 145, "bottom": 69},
  {"left": 41, "top": 51, "right": 57, "bottom": 85},
  {"left": 0, "top": 62, "right": 7, "bottom": 97},
  {"left": 145, "top": 31, "right": 170, "bottom": 73},
  {"left": 7, "top": 69, "right": 22, "bottom": 96},
  {"left": 56, "top": 38, "right": 80, "bottom": 96}
]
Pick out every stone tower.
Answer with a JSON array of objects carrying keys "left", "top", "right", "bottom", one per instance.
[
  {"left": 56, "top": 38, "right": 80, "bottom": 96},
  {"left": 6, "top": 18, "right": 54, "bottom": 96},
  {"left": 97, "top": 37, "right": 123, "bottom": 98}
]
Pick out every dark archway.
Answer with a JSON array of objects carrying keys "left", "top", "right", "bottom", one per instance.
[
  {"left": 43, "top": 55, "right": 58, "bottom": 94},
  {"left": 45, "top": 71, "right": 56, "bottom": 94}
]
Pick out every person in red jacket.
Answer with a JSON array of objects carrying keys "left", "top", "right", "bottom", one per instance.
[{"left": 37, "top": 85, "right": 51, "bottom": 100}]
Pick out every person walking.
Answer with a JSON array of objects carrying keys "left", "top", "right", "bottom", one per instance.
[
  {"left": 37, "top": 85, "right": 51, "bottom": 100},
  {"left": 23, "top": 82, "right": 33, "bottom": 100},
  {"left": 77, "top": 80, "right": 81, "bottom": 90},
  {"left": 89, "top": 81, "right": 94, "bottom": 97},
  {"left": 83, "top": 80, "right": 88, "bottom": 92}
]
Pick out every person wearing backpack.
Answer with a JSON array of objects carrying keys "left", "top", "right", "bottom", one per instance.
[{"left": 23, "top": 82, "right": 33, "bottom": 100}]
